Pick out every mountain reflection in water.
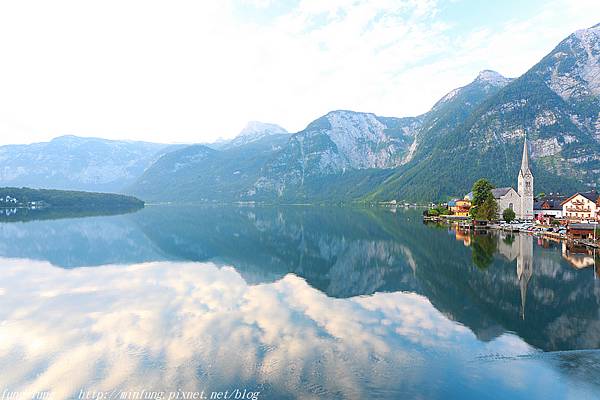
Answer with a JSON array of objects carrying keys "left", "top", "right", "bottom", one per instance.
[{"left": 0, "top": 206, "right": 599, "bottom": 399}]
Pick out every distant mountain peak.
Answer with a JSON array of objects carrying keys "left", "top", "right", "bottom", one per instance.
[
  {"left": 474, "top": 70, "right": 510, "bottom": 86},
  {"left": 238, "top": 121, "right": 287, "bottom": 138},
  {"left": 572, "top": 22, "right": 600, "bottom": 48},
  {"left": 51, "top": 135, "right": 81, "bottom": 142},
  {"left": 224, "top": 121, "right": 288, "bottom": 148},
  {"left": 326, "top": 109, "right": 368, "bottom": 116},
  {"left": 575, "top": 22, "right": 600, "bottom": 36},
  {"left": 432, "top": 70, "right": 511, "bottom": 111}
]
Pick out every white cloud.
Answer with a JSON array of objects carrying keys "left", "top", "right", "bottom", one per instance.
[{"left": 0, "top": 0, "right": 597, "bottom": 145}]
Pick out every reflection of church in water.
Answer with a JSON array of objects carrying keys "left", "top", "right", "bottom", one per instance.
[{"left": 497, "top": 234, "right": 533, "bottom": 320}]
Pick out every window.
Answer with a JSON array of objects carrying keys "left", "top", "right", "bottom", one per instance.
[{"left": 509, "top": 203, "right": 513, "bottom": 210}]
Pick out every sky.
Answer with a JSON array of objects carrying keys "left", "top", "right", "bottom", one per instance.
[{"left": 0, "top": 0, "right": 598, "bottom": 145}]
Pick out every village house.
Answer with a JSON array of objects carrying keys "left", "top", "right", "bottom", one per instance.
[
  {"left": 448, "top": 198, "right": 471, "bottom": 216},
  {"left": 560, "top": 191, "right": 600, "bottom": 222},
  {"left": 566, "top": 223, "right": 599, "bottom": 241},
  {"left": 534, "top": 194, "right": 566, "bottom": 222},
  {"left": 0, "top": 195, "right": 18, "bottom": 204}
]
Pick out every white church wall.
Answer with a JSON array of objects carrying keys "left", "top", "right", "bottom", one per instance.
[{"left": 497, "top": 189, "right": 521, "bottom": 220}]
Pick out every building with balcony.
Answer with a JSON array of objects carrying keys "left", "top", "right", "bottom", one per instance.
[
  {"left": 561, "top": 191, "right": 600, "bottom": 222},
  {"left": 448, "top": 198, "right": 471, "bottom": 216}
]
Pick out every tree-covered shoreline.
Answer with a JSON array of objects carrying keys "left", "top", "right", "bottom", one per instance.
[{"left": 0, "top": 187, "right": 144, "bottom": 210}]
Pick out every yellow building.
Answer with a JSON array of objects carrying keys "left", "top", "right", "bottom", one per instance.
[{"left": 448, "top": 199, "right": 471, "bottom": 217}]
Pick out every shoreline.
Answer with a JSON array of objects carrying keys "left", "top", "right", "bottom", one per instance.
[{"left": 423, "top": 215, "right": 600, "bottom": 249}]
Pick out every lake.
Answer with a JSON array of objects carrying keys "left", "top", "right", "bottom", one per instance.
[{"left": 0, "top": 205, "right": 599, "bottom": 399}]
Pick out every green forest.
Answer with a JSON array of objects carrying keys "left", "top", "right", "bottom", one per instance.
[{"left": 0, "top": 187, "right": 144, "bottom": 210}]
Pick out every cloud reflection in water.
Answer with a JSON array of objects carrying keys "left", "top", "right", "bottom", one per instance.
[{"left": 0, "top": 258, "right": 598, "bottom": 400}]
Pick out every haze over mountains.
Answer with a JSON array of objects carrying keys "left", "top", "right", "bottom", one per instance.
[
  {"left": 0, "top": 136, "right": 182, "bottom": 192},
  {"left": 1, "top": 23, "right": 599, "bottom": 202}
]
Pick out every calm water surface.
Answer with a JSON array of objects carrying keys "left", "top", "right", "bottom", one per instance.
[{"left": 0, "top": 206, "right": 599, "bottom": 399}]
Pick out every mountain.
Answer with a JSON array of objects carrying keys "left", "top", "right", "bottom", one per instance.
[
  {"left": 370, "top": 23, "right": 600, "bottom": 201},
  {"left": 249, "top": 110, "right": 422, "bottom": 201},
  {"left": 242, "top": 74, "right": 512, "bottom": 202},
  {"left": 0, "top": 136, "right": 181, "bottom": 192},
  {"left": 204, "top": 121, "right": 289, "bottom": 150},
  {"left": 225, "top": 121, "right": 288, "bottom": 148},
  {"left": 128, "top": 111, "right": 423, "bottom": 202},
  {"left": 46, "top": 23, "right": 600, "bottom": 203},
  {"left": 128, "top": 128, "right": 291, "bottom": 202},
  {"left": 365, "top": 69, "right": 516, "bottom": 200}
]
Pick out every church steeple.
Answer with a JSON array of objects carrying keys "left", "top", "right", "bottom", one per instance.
[
  {"left": 520, "top": 137, "right": 530, "bottom": 175},
  {"left": 517, "top": 136, "right": 534, "bottom": 220}
]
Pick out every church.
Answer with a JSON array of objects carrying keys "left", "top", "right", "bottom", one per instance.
[
  {"left": 496, "top": 138, "right": 534, "bottom": 220},
  {"left": 466, "top": 139, "right": 534, "bottom": 220}
]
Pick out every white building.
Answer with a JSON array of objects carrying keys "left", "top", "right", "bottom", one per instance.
[{"left": 561, "top": 191, "right": 599, "bottom": 222}]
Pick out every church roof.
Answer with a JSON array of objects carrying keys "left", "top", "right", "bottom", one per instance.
[
  {"left": 492, "top": 187, "right": 514, "bottom": 198},
  {"left": 464, "top": 187, "right": 516, "bottom": 201}
]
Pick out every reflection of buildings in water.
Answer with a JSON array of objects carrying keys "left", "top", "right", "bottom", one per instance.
[
  {"left": 536, "top": 237, "right": 554, "bottom": 248},
  {"left": 516, "top": 234, "right": 533, "bottom": 320},
  {"left": 454, "top": 227, "right": 471, "bottom": 246},
  {"left": 561, "top": 242, "right": 599, "bottom": 278},
  {"left": 446, "top": 224, "right": 471, "bottom": 246},
  {"left": 562, "top": 242, "right": 595, "bottom": 269}
]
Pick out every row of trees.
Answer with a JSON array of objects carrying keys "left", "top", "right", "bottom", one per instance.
[{"left": 426, "top": 204, "right": 452, "bottom": 216}]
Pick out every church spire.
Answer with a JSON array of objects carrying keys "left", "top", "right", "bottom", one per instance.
[
  {"left": 518, "top": 136, "right": 534, "bottom": 220},
  {"left": 520, "top": 137, "right": 530, "bottom": 174}
]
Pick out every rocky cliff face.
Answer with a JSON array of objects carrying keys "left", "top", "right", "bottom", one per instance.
[
  {"left": 251, "top": 110, "right": 422, "bottom": 199},
  {"left": 547, "top": 24, "right": 600, "bottom": 106}
]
